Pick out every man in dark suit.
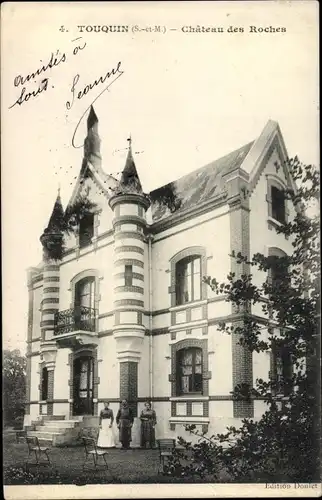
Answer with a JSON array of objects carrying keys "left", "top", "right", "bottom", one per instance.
[{"left": 116, "top": 399, "right": 134, "bottom": 449}]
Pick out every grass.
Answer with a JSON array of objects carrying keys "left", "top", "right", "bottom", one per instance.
[{"left": 3, "top": 431, "right": 229, "bottom": 485}]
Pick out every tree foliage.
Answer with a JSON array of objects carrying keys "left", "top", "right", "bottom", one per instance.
[
  {"left": 168, "top": 158, "right": 320, "bottom": 482},
  {"left": 3, "top": 349, "right": 27, "bottom": 425},
  {"left": 41, "top": 195, "right": 97, "bottom": 262}
]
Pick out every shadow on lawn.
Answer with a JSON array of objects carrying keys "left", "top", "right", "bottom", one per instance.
[{"left": 3, "top": 432, "right": 229, "bottom": 485}]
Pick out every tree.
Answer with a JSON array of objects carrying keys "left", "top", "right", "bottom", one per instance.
[
  {"left": 166, "top": 158, "right": 320, "bottom": 482},
  {"left": 3, "top": 349, "right": 27, "bottom": 426}
]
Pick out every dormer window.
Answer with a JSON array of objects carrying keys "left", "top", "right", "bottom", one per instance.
[
  {"left": 79, "top": 213, "right": 94, "bottom": 248},
  {"left": 271, "top": 186, "right": 286, "bottom": 223}
]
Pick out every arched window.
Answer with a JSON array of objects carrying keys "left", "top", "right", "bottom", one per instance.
[
  {"left": 175, "top": 255, "right": 201, "bottom": 305},
  {"left": 177, "top": 347, "right": 203, "bottom": 394},
  {"left": 268, "top": 248, "right": 289, "bottom": 291},
  {"left": 41, "top": 367, "right": 48, "bottom": 401}
]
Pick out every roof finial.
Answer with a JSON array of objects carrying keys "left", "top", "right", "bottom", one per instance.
[{"left": 58, "top": 183, "right": 61, "bottom": 196}]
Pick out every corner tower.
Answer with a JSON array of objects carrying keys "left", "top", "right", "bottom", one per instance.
[
  {"left": 38, "top": 189, "right": 64, "bottom": 415},
  {"left": 109, "top": 138, "right": 150, "bottom": 416}
]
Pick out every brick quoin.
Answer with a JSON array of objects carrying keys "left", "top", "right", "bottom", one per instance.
[
  {"left": 120, "top": 362, "right": 138, "bottom": 417},
  {"left": 47, "top": 370, "right": 54, "bottom": 415},
  {"left": 228, "top": 177, "right": 254, "bottom": 418}
]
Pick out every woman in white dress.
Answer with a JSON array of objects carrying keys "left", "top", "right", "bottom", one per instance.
[{"left": 97, "top": 402, "right": 116, "bottom": 449}]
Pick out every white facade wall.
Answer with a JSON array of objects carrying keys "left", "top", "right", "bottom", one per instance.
[
  {"left": 32, "top": 286, "right": 42, "bottom": 339},
  {"left": 97, "top": 336, "right": 119, "bottom": 399},
  {"left": 27, "top": 127, "right": 298, "bottom": 440},
  {"left": 151, "top": 209, "right": 231, "bottom": 312}
]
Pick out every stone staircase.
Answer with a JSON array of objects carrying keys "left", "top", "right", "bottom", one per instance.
[
  {"left": 26, "top": 415, "right": 82, "bottom": 447},
  {"left": 25, "top": 414, "right": 142, "bottom": 448}
]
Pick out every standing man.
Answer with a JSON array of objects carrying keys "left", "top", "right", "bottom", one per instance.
[{"left": 116, "top": 399, "right": 134, "bottom": 449}]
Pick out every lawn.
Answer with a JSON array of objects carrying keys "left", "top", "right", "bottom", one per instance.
[{"left": 3, "top": 430, "right": 229, "bottom": 485}]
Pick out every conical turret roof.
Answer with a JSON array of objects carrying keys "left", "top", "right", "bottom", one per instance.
[
  {"left": 46, "top": 188, "right": 65, "bottom": 233},
  {"left": 119, "top": 137, "right": 143, "bottom": 193}
]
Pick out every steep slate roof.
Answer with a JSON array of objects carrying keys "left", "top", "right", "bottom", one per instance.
[{"left": 149, "top": 140, "right": 254, "bottom": 222}]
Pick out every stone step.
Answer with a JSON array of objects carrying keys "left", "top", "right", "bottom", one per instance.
[
  {"left": 41, "top": 415, "right": 66, "bottom": 421},
  {"left": 28, "top": 431, "right": 63, "bottom": 439},
  {"left": 35, "top": 425, "right": 76, "bottom": 433},
  {"left": 43, "top": 421, "right": 78, "bottom": 428}
]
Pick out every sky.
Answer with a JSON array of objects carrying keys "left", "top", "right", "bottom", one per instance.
[{"left": 2, "top": 1, "right": 319, "bottom": 353}]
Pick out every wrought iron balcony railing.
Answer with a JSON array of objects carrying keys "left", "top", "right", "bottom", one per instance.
[{"left": 54, "top": 306, "right": 96, "bottom": 336}]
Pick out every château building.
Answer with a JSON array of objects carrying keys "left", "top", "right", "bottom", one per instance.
[{"left": 24, "top": 107, "right": 297, "bottom": 446}]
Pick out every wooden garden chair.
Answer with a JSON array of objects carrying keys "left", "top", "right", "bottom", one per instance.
[
  {"left": 156, "top": 438, "right": 176, "bottom": 474},
  {"left": 82, "top": 437, "right": 113, "bottom": 477},
  {"left": 25, "top": 436, "right": 51, "bottom": 471},
  {"left": 16, "top": 430, "right": 27, "bottom": 443}
]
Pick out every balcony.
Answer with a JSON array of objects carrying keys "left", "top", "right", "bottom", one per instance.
[{"left": 54, "top": 306, "right": 98, "bottom": 348}]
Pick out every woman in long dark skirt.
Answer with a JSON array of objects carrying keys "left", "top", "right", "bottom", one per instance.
[{"left": 140, "top": 401, "right": 157, "bottom": 448}]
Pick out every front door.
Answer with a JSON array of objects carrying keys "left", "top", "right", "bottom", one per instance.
[{"left": 73, "top": 356, "right": 94, "bottom": 415}]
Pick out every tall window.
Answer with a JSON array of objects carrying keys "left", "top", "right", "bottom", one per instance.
[
  {"left": 177, "top": 347, "right": 202, "bottom": 394},
  {"left": 41, "top": 367, "right": 48, "bottom": 401},
  {"left": 271, "top": 186, "right": 286, "bottom": 223},
  {"left": 272, "top": 345, "right": 293, "bottom": 395},
  {"left": 124, "top": 265, "right": 133, "bottom": 286},
  {"left": 75, "top": 277, "right": 95, "bottom": 309},
  {"left": 74, "top": 277, "right": 96, "bottom": 330},
  {"left": 176, "top": 256, "right": 201, "bottom": 305},
  {"left": 79, "top": 213, "right": 94, "bottom": 248},
  {"left": 271, "top": 259, "right": 286, "bottom": 287},
  {"left": 269, "top": 250, "right": 289, "bottom": 293}
]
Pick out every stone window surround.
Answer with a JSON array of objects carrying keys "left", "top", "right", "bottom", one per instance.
[
  {"left": 169, "top": 419, "right": 209, "bottom": 433},
  {"left": 168, "top": 246, "right": 208, "bottom": 308},
  {"left": 168, "top": 338, "right": 211, "bottom": 405},
  {"left": 69, "top": 269, "right": 101, "bottom": 317}
]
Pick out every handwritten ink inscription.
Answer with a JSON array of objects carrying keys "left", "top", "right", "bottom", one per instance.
[
  {"left": 69, "top": 62, "right": 124, "bottom": 148},
  {"left": 66, "top": 61, "right": 123, "bottom": 110},
  {"left": 8, "top": 37, "right": 125, "bottom": 148},
  {"left": 9, "top": 38, "right": 86, "bottom": 109}
]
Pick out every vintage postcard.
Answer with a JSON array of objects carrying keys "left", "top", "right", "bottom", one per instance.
[{"left": 2, "top": 1, "right": 320, "bottom": 499}]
